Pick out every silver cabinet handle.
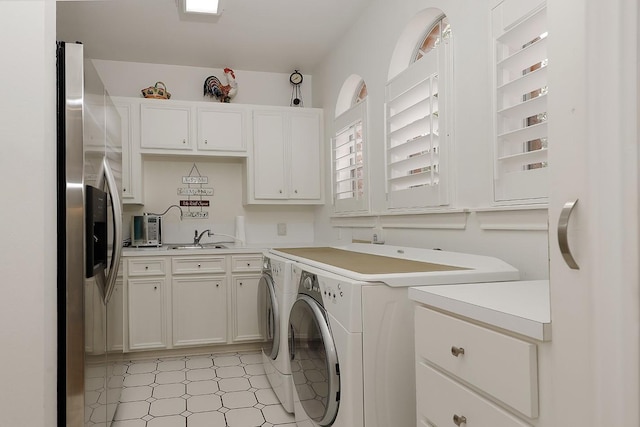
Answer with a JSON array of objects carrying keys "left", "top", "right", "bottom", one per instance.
[
  {"left": 451, "top": 346, "right": 465, "bottom": 357},
  {"left": 453, "top": 414, "right": 467, "bottom": 426},
  {"left": 558, "top": 199, "right": 580, "bottom": 270}
]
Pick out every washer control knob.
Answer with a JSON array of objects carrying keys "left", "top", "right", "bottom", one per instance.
[{"left": 303, "top": 276, "right": 313, "bottom": 291}]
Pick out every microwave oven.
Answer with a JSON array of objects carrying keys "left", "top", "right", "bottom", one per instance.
[{"left": 131, "top": 215, "right": 162, "bottom": 247}]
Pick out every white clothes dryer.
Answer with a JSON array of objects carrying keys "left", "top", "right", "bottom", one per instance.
[{"left": 257, "top": 252, "right": 298, "bottom": 413}]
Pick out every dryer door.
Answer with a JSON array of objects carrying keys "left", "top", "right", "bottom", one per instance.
[
  {"left": 289, "top": 294, "right": 340, "bottom": 426},
  {"left": 258, "top": 273, "right": 279, "bottom": 359}
]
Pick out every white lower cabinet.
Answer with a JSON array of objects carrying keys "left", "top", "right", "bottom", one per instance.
[
  {"left": 231, "top": 275, "right": 262, "bottom": 342},
  {"left": 127, "top": 277, "right": 167, "bottom": 350},
  {"left": 415, "top": 306, "right": 541, "bottom": 427},
  {"left": 124, "top": 252, "right": 263, "bottom": 353},
  {"left": 107, "top": 281, "right": 124, "bottom": 352},
  {"left": 172, "top": 275, "right": 227, "bottom": 346},
  {"left": 418, "top": 364, "right": 531, "bottom": 427},
  {"left": 230, "top": 255, "right": 263, "bottom": 342}
]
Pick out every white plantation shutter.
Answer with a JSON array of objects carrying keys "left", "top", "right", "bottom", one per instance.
[
  {"left": 385, "top": 35, "right": 451, "bottom": 209},
  {"left": 493, "top": 4, "right": 548, "bottom": 202},
  {"left": 333, "top": 101, "right": 368, "bottom": 213}
]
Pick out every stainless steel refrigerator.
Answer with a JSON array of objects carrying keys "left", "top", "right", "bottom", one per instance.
[{"left": 56, "top": 41, "right": 124, "bottom": 427}]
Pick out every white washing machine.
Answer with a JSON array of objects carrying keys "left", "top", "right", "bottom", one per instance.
[
  {"left": 288, "top": 263, "right": 364, "bottom": 427},
  {"left": 273, "top": 244, "right": 520, "bottom": 427},
  {"left": 257, "top": 252, "right": 298, "bottom": 413}
]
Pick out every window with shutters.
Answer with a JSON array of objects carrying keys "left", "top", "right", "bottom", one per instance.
[
  {"left": 493, "top": 3, "right": 548, "bottom": 202},
  {"left": 385, "top": 11, "right": 453, "bottom": 210},
  {"left": 332, "top": 76, "right": 369, "bottom": 213}
]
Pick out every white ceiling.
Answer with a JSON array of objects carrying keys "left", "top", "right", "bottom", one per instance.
[{"left": 56, "top": 0, "right": 372, "bottom": 74}]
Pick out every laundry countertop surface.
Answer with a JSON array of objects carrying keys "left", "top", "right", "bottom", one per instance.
[{"left": 409, "top": 280, "right": 551, "bottom": 341}]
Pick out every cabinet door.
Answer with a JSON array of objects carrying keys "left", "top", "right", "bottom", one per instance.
[
  {"left": 231, "top": 275, "right": 263, "bottom": 342},
  {"left": 172, "top": 275, "right": 227, "bottom": 346},
  {"left": 198, "top": 106, "right": 247, "bottom": 152},
  {"left": 547, "top": 1, "right": 640, "bottom": 425},
  {"left": 253, "top": 111, "right": 287, "bottom": 199},
  {"left": 289, "top": 110, "right": 322, "bottom": 199},
  {"left": 107, "top": 281, "right": 123, "bottom": 352},
  {"left": 114, "top": 102, "right": 144, "bottom": 204},
  {"left": 128, "top": 277, "right": 166, "bottom": 350},
  {"left": 115, "top": 104, "right": 132, "bottom": 200},
  {"left": 140, "top": 103, "right": 191, "bottom": 150}
]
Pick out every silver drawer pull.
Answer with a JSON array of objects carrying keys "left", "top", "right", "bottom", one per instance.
[
  {"left": 453, "top": 414, "right": 467, "bottom": 426},
  {"left": 451, "top": 346, "right": 465, "bottom": 357}
]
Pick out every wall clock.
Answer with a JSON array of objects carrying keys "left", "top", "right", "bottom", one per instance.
[
  {"left": 290, "top": 71, "right": 303, "bottom": 85},
  {"left": 290, "top": 70, "right": 304, "bottom": 106}
]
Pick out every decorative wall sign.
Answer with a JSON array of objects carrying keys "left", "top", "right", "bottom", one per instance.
[
  {"left": 183, "top": 211, "right": 209, "bottom": 218},
  {"left": 177, "top": 188, "right": 214, "bottom": 196},
  {"left": 182, "top": 176, "right": 208, "bottom": 184},
  {"left": 180, "top": 200, "right": 210, "bottom": 207},
  {"left": 179, "top": 163, "right": 212, "bottom": 219}
]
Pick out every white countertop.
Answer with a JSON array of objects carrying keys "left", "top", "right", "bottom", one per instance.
[
  {"left": 408, "top": 280, "right": 551, "bottom": 341},
  {"left": 122, "top": 242, "right": 316, "bottom": 257}
]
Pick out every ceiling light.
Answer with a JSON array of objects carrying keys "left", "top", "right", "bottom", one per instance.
[{"left": 184, "top": 0, "right": 221, "bottom": 15}]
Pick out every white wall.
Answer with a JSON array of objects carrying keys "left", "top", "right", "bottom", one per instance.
[
  {"left": 93, "top": 59, "right": 312, "bottom": 106},
  {"left": 311, "top": 0, "right": 549, "bottom": 279},
  {"left": 0, "top": 0, "right": 57, "bottom": 425},
  {"left": 124, "top": 158, "right": 315, "bottom": 245}
]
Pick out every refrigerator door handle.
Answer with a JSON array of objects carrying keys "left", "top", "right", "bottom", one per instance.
[{"left": 100, "top": 156, "right": 123, "bottom": 303}]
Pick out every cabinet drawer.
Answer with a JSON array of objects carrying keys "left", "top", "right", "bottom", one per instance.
[
  {"left": 127, "top": 258, "right": 166, "bottom": 276},
  {"left": 415, "top": 306, "right": 538, "bottom": 418},
  {"left": 417, "top": 363, "right": 531, "bottom": 427},
  {"left": 231, "top": 255, "right": 262, "bottom": 272},
  {"left": 172, "top": 256, "right": 226, "bottom": 274}
]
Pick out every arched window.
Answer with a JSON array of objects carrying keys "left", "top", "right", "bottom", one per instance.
[
  {"left": 385, "top": 9, "right": 453, "bottom": 209},
  {"left": 414, "top": 16, "right": 450, "bottom": 61},
  {"left": 332, "top": 75, "right": 369, "bottom": 213},
  {"left": 353, "top": 81, "right": 368, "bottom": 104}
]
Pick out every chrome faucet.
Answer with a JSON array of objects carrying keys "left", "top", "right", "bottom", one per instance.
[{"left": 193, "top": 229, "right": 212, "bottom": 245}]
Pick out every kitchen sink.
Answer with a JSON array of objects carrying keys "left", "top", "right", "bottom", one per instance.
[{"left": 167, "top": 243, "right": 228, "bottom": 250}]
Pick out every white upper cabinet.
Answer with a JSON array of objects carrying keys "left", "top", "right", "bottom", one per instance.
[
  {"left": 289, "top": 110, "right": 322, "bottom": 199},
  {"left": 249, "top": 107, "right": 323, "bottom": 204},
  {"left": 112, "top": 98, "right": 143, "bottom": 204},
  {"left": 197, "top": 105, "right": 248, "bottom": 152},
  {"left": 137, "top": 98, "right": 248, "bottom": 156},
  {"left": 253, "top": 110, "right": 287, "bottom": 199},
  {"left": 140, "top": 101, "right": 192, "bottom": 150}
]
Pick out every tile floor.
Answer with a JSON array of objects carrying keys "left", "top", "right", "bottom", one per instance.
[{"left": 105, "top": 351, "right": 296, "bottom": 427}]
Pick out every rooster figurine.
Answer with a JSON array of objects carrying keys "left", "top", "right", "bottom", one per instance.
[{"left": 203, "top": 68, "right": 238, "bottom": 103}]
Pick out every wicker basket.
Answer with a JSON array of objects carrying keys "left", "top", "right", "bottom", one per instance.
[{"left": 141, "top": 81, "right": 171, "bottom": 99}]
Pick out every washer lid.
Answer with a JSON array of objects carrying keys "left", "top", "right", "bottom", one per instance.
[
  {"left": 289, "top": 295, "right": 340, "bottom": 425},
  {"left": 272, "top": 245, "right": 520, "bottom": 287}
]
